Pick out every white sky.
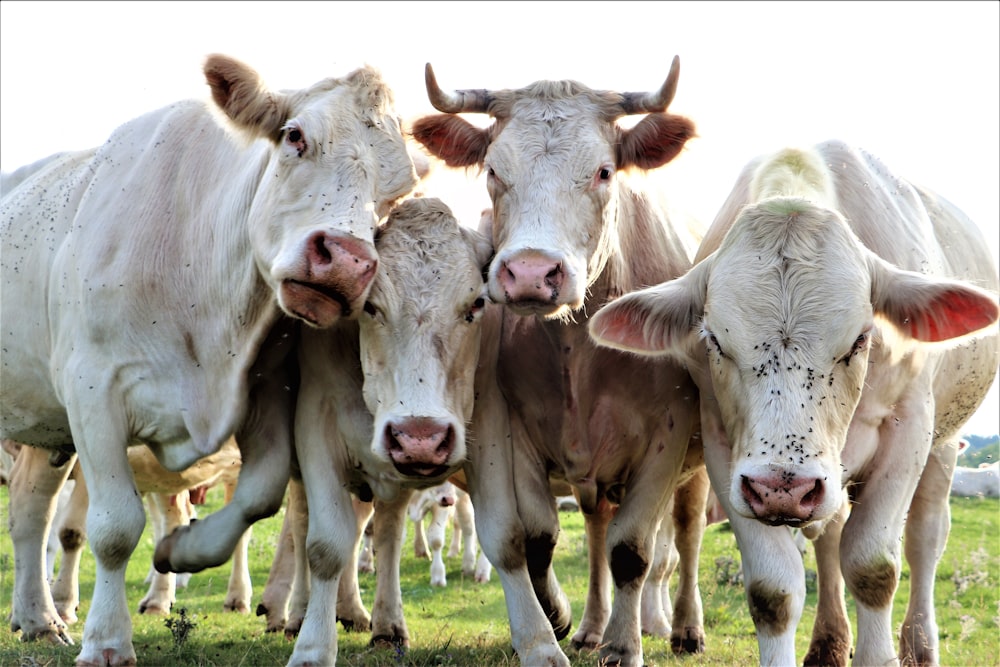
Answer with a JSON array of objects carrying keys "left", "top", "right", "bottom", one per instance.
[{"left": 1, "top": 0, "right": 997, "bottom": 436}]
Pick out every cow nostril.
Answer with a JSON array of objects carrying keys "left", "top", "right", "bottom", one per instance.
[
  {"left": 801, "top": 479, "right": 824, "bottom": 507},
  {"left": 310, "top": 232, "right": 332, "bottom": 264}
]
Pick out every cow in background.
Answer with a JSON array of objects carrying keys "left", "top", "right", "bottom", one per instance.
[
  {"left": 589, "top": 139, "right": 999, "bottom": 666},
  {"left": 0, "top": 53, "right": 418, "bottom": 664},
  {"left": 411, "top": 57, "right": 706, "bottom": 667}
]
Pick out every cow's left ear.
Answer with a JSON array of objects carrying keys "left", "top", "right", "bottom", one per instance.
[
  {"left": 204, "top": 54, "right": 290, "bottom": 142},
  {"left": 616, "top": 113, "right": 696, "bottom": 171},
  {"left": 460, "top": 226, "right": 494, "bottom": 276},
  {"left": 870, "top": 255, "right": 1000, "bottom": 342},
  {"left": 589, "top": 259, "right": 709, "bottom": 356}
]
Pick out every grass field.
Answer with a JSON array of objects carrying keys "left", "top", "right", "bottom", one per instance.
[{"left": 1, "top": 484, "right": 997, "bottom": 666}]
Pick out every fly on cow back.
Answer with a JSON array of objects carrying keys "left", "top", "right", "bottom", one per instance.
[
  {"left": 0, "top": 54, "right": 418, "bottom": 665},
  {"left": 411, "top": 56, "right": 708, "bottom": 667},
  {"left": 589, "top": 139, "right": 999, "bottom": 666}
]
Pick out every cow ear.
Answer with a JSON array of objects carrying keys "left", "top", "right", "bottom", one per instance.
[
  {"left": 617, "top": 113, "right": 696, "bottom": 171},
  {"left": 870, "top": 256, "right": 1000, "bottom": 342},
  {"left": 461, "top": 226, "right": 494, "bottom": 274},
  {"left": 589, "top": 260, "right": 709, "bottom": 356},
  {"left": 204, "top": 54, "right": 289, "bottom": 142},
  {"left": 410, "top": 115, "right": 490, "bottom": 168}
]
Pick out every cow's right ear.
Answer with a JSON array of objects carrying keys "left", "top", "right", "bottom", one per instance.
[
  {"left": 204, "top": 54, "right": 289, "bottom": 142},
  {"left": 410, "top": 115, "right": 490, "bottom": 168},
  {"left": 589, "top": 260, "right": 709, "bottom": 357}
]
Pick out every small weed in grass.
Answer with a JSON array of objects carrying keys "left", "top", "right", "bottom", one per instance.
[{"left": 164, "top": 607, "right": 197, "bottom": 647}]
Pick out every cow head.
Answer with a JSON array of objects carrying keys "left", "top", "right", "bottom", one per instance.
[
  {"left": 589, "top": 198, "right": 999, "bottom": 527},
  {"left": 204, "top": 54, "right": 418, "bottom": 329},
  {"left": 359, "top": 197, "right": 493, "bottom": 481},
  {"left": 411, "top": 58, "right": 695, "bottom": 319}
]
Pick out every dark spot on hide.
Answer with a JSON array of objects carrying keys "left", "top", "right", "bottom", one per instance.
[
  {"left": 59, "top": 528, "right": 85, "bottom": 551},
  {"left": 525, "top": 532, "right": 556, "bottom": 580},
  {"left": 748, "top": 581, "right": 792, "bottom": 634},
  {"left": 307, "top": 540, "right": 345, "bottom": 581},
  {"left": 610, "top": 541, "right": 647, "bottom": 588},
  {"left": 849, "top": 559, "right": 897, "bottom": 609}
]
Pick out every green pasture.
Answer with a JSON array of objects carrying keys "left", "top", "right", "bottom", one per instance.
[{"left": 1, "top": 484, "right": 997, "bottom": 666}]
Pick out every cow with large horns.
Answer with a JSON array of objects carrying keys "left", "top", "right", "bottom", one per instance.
[
  {"left": 589, "top": 139, "right": 999, "bottom": 665},
  {"left": 0, "top": 53, "right": 418, "bottom": 665},
  {"left": 412, "top": 57, "right": 707, "bottom": 667}
]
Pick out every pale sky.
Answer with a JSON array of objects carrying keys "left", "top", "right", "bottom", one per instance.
[{"left": 1, "top": 1, "right": 997, "bottom": 436}]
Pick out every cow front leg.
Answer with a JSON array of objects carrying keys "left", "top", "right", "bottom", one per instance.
[
  {"left": 703, "top": 412, "right": 803, "bottom": 666},
  {"left": 803, "top": 501, "right": 852, "bottom": 667},
  {"left": 370, "top": 492, "right": 413, "bottom": 646},
  {"left": 8, "top": 445, "right": 76, "bottom": 644},
  {"left": 257, "top": 483, "right": 298, "bottom": 634},
  {"left": 222, "top": 478, "right": 254, "bottom": 614},
  {"left": 899, "top": 439, "right": 958, "bottom": 666},
  {"left": 466, "top": 361, "right": 570, "bottom": 666},
  {"left": 139, "top": 492, "right": 182, "bottom": 615}
]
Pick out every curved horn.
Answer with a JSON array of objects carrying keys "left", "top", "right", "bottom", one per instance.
[
  {"left": 424, "top": 63, "right": 493, "bottom": 114},
  {"left": 619, "top": 55, "right": 681, "bottom": 115}
]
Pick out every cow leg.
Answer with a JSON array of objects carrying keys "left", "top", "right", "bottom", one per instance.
[
  {"left": 640, "top": 511, "right": 674, "bottom": 642},
  {"left": 843, "top": 404, "right": 933, "bottom": 667},
  {"left": 803, "top": 501, "right": 852, "bottom": 667},
  {"left": 668, "top": 464, "right": 708, "bottom": 654},
  {"left": 222, "top": 477, "right": 253, "bottom": 615},
  {"left": 467, "top": 351, "right": 570, "bottom": 667},
  {"left": 283, "top": 478, "right": 312, "bottom": 639},
  {"left": 427, "top": 502, "right": 452, "bottom": 587},
  {"left": 703, "top": 413, "right": 804, "bottom": 666},
  {"left": 286, "top": 463, "right": 356, "bottom": 666},
  {"left": 412, "top": 508, "right": 429, "bottom": 559},
  {"left": 358, "top": 516, "right": 375, "bottom": 573},
  {"left": 570, "top": 499, "right": 613, "bottom": 651},
  {"left": 257, "top": 485, "right": 298, "bottom": 633},
  {"left": 8, "top": 446, "right": 75, "bottom": 644},
  {"left": 899, "top": 439, "right": 958, "bottom": 666},
  {"left": 336, "top": 496, "right": 372, "bottom": 633},
  {"left": 369, "top": 491, "right": 413, "bottom": 646},
  {"left": 455, "top": 490, "right": 489, "bottom": 581},
  {"left": 154, "top": 371, "right": 293, "bottom": 575},
  {"left": 50, "top": 464, "right": 87, "bottom": 626},
  {"left": 139, "top": 492, "right": 182, "bottom": 615}
]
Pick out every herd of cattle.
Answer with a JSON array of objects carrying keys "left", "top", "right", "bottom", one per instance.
[{"left": 0, "top": 52, "right": 997, "bottom": 667}]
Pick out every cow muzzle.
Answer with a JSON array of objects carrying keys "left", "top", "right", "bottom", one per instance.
[
  {"left": 733, "top": 463, "right": 839, "bottom": 527},
  {"left": 491, "top": 248, "right": 574, "bottom": 316},
  {"left": 279, "top": 230, "right": 378, "bottom": 328},
  {"left": 383, "top": 417, "right": 456, "bottom": 479}
]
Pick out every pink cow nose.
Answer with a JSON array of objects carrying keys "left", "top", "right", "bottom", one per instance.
[
  {"left": 740, "top": 474, "right": 825, "bottom": 526},
  {"left": 306, "top": 230, "right": 377, "bottom": 300},
  {"left": 385, "top": 417, "right": 454, "bottom": 478},
  {"left": 497, "top": 252, "right": 564, "bottom": 304}
]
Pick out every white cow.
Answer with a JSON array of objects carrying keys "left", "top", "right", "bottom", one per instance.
[
  {"left": 411, "top": 57, "right": 707, "bottom": 667},
  {"left": 950, "top": 462, "right": 1000, "bottom": 498},
  {"left": 406, "top": 481, "right": 492, "bottom": 586},
  {"left": 285, "top": 196, "right": 493, "bottom": 665},
  {"left": 589, "top": 140, "right": 999, "bottom": 666},
  {"left": 0, "top": 53, "right": 417, "bottom": 665}
]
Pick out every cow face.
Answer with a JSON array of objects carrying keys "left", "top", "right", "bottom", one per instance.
[
  {"left": 412, "top": 59, "right": 694, "bottom": 320},
  {"left": 204, "top": 55, "right": 417, "bottom": 329},
  {"left": 358, "top": 198, "right": 493, "bottom": 481},
  {"left": 590, "top": 197, "right": 999, "bottom": 527}
]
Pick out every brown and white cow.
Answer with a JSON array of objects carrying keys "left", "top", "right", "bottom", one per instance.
[
  {"left": 0, "top": 54, "right": 417, "bottom": 664},
  {"left": 589, "top": 140, "right": 999, "bottom": 665},
  {"left": 284, "top": 196, "right": 493, "bottom": 665},
  {"left": 411, "top": 57, "right": 706, "bottom": 667}
]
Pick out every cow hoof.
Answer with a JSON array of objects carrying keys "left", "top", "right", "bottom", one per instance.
[
  {"left": 153, "top": 527, "right": 187, "bottom": 574},
  {"left": 370, "top": 633, "right": 409, "bottom": 649},
  {"left": 223, "top": 599, "right": 250, "bottom": 614},
  {"left": 671, "top": 631, "right": 706, "bottom": 654},
  {"left": 138, "top": 602, "right": 171, "bottom": 616}
]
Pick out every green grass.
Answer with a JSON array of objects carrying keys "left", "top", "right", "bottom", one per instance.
[{"left": 1, "top": 486, "right": 997, "bottom": 666}]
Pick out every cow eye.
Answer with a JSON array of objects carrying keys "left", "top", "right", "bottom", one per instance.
[
  {"left": 597, "top": 165, "right": 613, "bottom": 181},
  {"left": 465, "top": 296, "right": 487, "bottom": 323},
  {"left": 287, "top": 128, "right": 302, "bottom": 144},
  {"left": 840, "top": 331, "right": 870, "bottom": 366},
  {"left": 363, "top": 301, "right": 377, "bottom": 317}
]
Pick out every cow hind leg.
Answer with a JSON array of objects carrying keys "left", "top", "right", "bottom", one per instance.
[
  {"left": 899, "top": 440, "right": 958, "bottom": 666},
  {"left": 668, "top": 467, "right": 708, "bottom": 655},
  {"left": 571, "top": 499, "right": 613, "bottom": 651},
  {"left": 222, "top": 479, "right": 253, "bottom": 614},
  {"left": 50, "top": 466, "right": 88, "bottom": 626},
  {"left": 337, "top": 495, "right": 373, "bottom": 633},
  {"left": 139, "top": 493, "right": 181, "bottom": 615}
]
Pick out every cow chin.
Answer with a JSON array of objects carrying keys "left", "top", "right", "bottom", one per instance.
[
  {"left": 391, "top": 461, "right": 454, "bottom": 481},
  {"left": 280, "top": 279, "right": 355, "bottom": 328}
]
